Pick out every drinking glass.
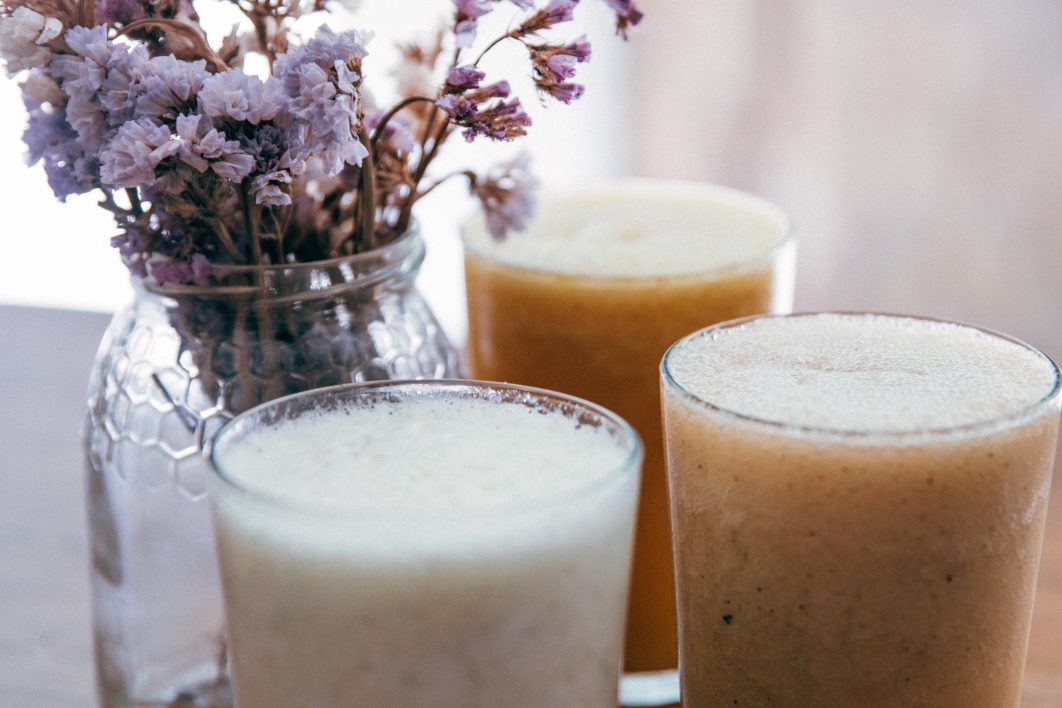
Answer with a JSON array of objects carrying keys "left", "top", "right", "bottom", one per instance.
[
  {"left": 463, "top": 179, "right": 795, "bottom": 704},
  {"left": 662, "top": 313, "right": 1062, "bottom": 708},
  {"left": 208, "top": 380, "right": 642, "bottom": 708}
]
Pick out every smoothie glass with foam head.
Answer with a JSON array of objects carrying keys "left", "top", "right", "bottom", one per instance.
[
  {"left": 208, "top": 380, "right": 642, "bottom": 708},
  {"left": 661, "top": 313, "right": 1062, "bottom": 708},
  {"left": 463, "top": 179, "right": 794, "bottom": 702}
]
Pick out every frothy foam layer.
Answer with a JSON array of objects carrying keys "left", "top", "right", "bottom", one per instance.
[
  {"left": 463, "top": 180, "right": 789, "bottom": 278},
  {"left": 666, "top": 314, "right": 1058, "bottom": 432},
  {"left": 219, "top": 394, "right": 630, "bottom": 510}
]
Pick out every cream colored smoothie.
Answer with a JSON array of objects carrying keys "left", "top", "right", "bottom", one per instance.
[
  {"left": 209, "top": 382, "right": 641, "bottom": 708},
  {"left": 662, "top": 313, "right": 1062, "bottom": 708},
  {"left": 464, "top": 179, "right": 794, "bottom": 674}
]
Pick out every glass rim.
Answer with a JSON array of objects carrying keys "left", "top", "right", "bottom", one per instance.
[
  {"left": 460, "top": 178, "right": 796, "bottom": 283},
  {"left": 209, "top": 379, "right": 644, "bottom": 519},
  {"left": 661, "top": 311, "right": 1062, "bottom": 440}
]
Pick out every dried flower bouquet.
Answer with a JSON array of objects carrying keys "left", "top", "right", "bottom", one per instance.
[{"left": 0, "top": 0, "right": 642, "bottom": 286}]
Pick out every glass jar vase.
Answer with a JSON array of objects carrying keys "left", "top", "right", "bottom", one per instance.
[{"left": 83, "top": 230, "right": 458, "bottom": 707}]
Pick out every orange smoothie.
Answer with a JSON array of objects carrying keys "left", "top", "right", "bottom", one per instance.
[
  {"left": 463, "top": 180, "right": 794, "bottom": 671},
  {"left": 662, "top": 314, "right": 1062, "bottom": 707}
]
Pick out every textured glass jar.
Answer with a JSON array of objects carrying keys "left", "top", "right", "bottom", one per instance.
[{"left": 83, "top": 230, "right": 458, "bottom": 707}]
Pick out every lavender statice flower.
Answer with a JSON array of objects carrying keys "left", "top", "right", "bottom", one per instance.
[
  {"left": 436, "top": 80, "right": 532, "bottom": 142},
  {"left": 273, "top": 26, "right": 372, "bottom": 175},
  {"left": 445, "top": 64, "right": 485, "bottom": 92},
  {"left": 0, "top": 6, "right": 62, "bottom": 76},
  {"left": 603, "top": 0, "right": 643, "bottom": 39},
  {"left": 136, "top": 55, "right": 210, "bottom": 121},
  {"left": 365, "top": 110, "right": 416, "bottom": 153},
  {"left": 98, "top": 117, "right": 179, "bottom": 188},
  {"left": 198, "top": 69, "right": 286, "bottom": 125},
  {"left": 23, "top": 99, "right": 100, "bottom": 200},
  {"left": 470, "top": 153, "right": 537, "bottom": 239},
  {"left": 52, "top": 25, "right": 151, "bottom": 150},
  {"left": 453, "top": 0, "right": 492, "bottom": 48},
  {"left": 94, "top": 0, "right": 146, "bottom": 26},
  {"left": 529, "top": 35, "right": 590, "bottom": 103},
  {"left": 518, "top": 0, "right": 578, "bottom": 34},
  {"left": 149, "top": 253, "right": 211, "bottom": 285},
  {"left": 173, "top": 114, "right": 255, "bottom": 181},
  {"left": 110, "top": 229, "right": 148, "bottom": 276}
]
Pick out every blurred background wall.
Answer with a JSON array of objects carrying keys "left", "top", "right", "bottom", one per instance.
[{"left": 632, "top": 0, "right": 1062, "bottom": 362}]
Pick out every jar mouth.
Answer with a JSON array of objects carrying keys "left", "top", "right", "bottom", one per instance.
[{"left": 140, "top": 227, "right": 424, "bottom": 302}]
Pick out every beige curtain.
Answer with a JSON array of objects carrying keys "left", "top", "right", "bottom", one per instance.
[{"left": 631, "top": 0, "right": 1062, "bottom": 357}]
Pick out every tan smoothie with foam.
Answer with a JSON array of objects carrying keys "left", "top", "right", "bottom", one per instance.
[
  {"left": 662, "top": 313, "right": 1061, "bottom": 707},
  {"left": 464, "top": 179, "right": 793, "bottom": 671}
]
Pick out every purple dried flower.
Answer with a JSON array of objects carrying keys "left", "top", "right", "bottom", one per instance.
[
  {"left": 529, "top": 37, "right": 590, "bottom": 103},
  {"left": 272, "top": 25, "right": 371, "bottom": 81},
  {"left": 462, "top": 97, "right": 532, "bottom": 142},
  {"left": 471, "top": 153, "right": 538, "bottom": 239},
  {"left": 446, "top": 64, "right": 485, "bottom": 91},
  {"left": 545, "top": 81, "right": 583, "bottom": 103},
  {"left": 94, "top": 0, "right": 147, "bottom": 25},
  {"left": 519, "top": 0, "right": 578, "bottom": 33},
  {"left": 99, "top": 117, "right": 180, "bottom": 188},
  {"left": 198, "top": 70, "right": 286, "bottom": 125},
  {"left": 603, "top": 0, "right": 643, "bottom": 39},
  {"left": 436, "top": 93, "right": 477, "bottom": 121},
  {"left": 173, "top": 114, "right": 255, "bottom": 181},
  {"left": 0, "top": 7, "right": 62, "bottom": 76},
  {"left": 274, "top": 26, "right": 371, "bottom": 175},
  {"left": 24, "top": 101, "right": 100, "bottom": 200},
  {"left": 453, "top": 0, "right": 492, "bottom": 48},
  {"left": 150, "top": 253, "right": 211, "bottom": 285},
  {"left": 136, "top": 55, "right": 210, "bottom": 121},
  {"left": 52, "top": 25, "right": 151, "bottom": 152},
  {"left": 365, "top": 111, "right": 417, "bottom": 153},
  {"left": 251, "top": 170, "right": 293, "bottom": 206}
]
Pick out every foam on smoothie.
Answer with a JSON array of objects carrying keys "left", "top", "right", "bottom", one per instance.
[
  {"left": 463, "top": 180, "right": 789, "bottom": 278},
  {"left": 218, "top": 393, "right": 630, "bottom": 511},
  {"left": 667, "top": 313, "right": 1058, "bottom": 432}
]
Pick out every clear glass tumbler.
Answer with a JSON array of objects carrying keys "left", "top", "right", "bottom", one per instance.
[
  {"left": 463, "top": 179, "right": 795, "bottom": 706},
  {"left": 208, "top": 380, "right": 642, "bottom": 708},
  {"left": 662, "top": 313, "right": 1062, "bottom": 708}
]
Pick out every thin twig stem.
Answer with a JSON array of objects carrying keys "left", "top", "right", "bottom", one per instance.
[
  {"left": 416, "top": 169, "right": 475, "bottom": 200},
  {"left": 356, "top": 130, "right": 378, "bottom": 251},
  {"left": 473, "top": 31, "right": 522, "bottom": 66},
  {"left": 371, "top": 96, "right": 436, "bottom": 146}
]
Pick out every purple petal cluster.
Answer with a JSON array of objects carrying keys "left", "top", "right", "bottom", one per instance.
[
  {"left": 436, "top": 80, "right": 532, "bottom": 142},
  {"left": 273, "top": 26, "right": 371, "bottom": 175},
  {"left": 529, "top": 35, "right": 591, "bottom": 104},
  {"left": 0, "top": 7, "right": 63, "bottom": 76},
  {"left": 603, "top": 0, "right": 643, "bottom": 39},
  {"left": 149, "top": 253, "right": 211, "bottom": 285},
  {"left": 471, "top": 153, "right": 538, "bottom": 239},
  {"left": 23, "top": 99, "right": 99, "bottom": 201},
  {"left": 98, "top": 117, "right": 179, "bottom": 187},
  {"left": 445, "top": 64, "right": 485, "bottom": 91},
  {"left": 519, "top": 0, "right": 578, "bottom": 33},
  {"left": 51, "top": 25, "right": 151, "bottom": 152},
  {"left": 453, "top": 0, "right": 492, "bottom": 48},
  {"left": 198, "top": 70, "right": 286, "bottom": 125},
  {"left": 136, "top": 55, "right": 210, "bottom": 121},
  {"left": 365, "top": 111, "right": 417, "bottom": 153},
  {"left": 174, "top": 114, "right": 255, "bottom": 181}
]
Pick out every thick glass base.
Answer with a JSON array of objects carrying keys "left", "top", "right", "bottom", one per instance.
[{"left": 619, "top": 669, "right": 680, "bottom": 707}]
